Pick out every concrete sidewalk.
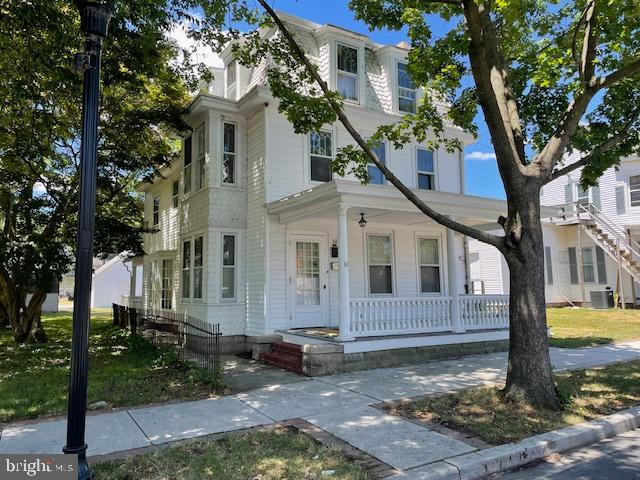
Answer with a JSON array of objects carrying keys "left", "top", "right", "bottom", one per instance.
[{"left": 2, "top": 341, "right": 640, "bottom": 476}]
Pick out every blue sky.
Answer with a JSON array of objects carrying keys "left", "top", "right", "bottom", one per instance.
[{"left": 260, "top": 0, "right": 505, "bottom": 199}]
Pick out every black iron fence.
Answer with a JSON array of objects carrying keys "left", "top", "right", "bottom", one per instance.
[{"left": 112, "top": 304, "right": 221, "bottom": 376}]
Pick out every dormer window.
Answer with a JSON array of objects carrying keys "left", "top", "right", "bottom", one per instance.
[
  {"left": 226, "top": 60, "right": 237, "bottom": 99},
  {"left": 397, "top": 62, "right": 416, "bottom": 114},
  {"left": 337, "top": 44, "right": 359, "bottom": 102}
]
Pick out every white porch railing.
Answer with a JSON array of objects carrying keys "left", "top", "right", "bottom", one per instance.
[
  {"left": 459, "top": 295, "right": 510, "bottom": 330},
  {"left": 350, "top": 297, "right": 453, "bottom": 337},
  {"left": 349, "top": 295, "right": 509, "bottom": 337}
]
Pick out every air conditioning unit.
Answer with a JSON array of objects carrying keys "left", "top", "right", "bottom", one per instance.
[{"left": 590, "top": 290, "right": 614, "bottom": 309}]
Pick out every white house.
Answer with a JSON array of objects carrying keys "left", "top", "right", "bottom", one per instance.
[
  {"left": 90, "top": 254, "right": 134, "bottom": 308},
  {"left": 137, "top": 12, "right": 523, "bottom": 374},
  {"left": 469, "top": 152, "right": 640, "bottom": 308}
]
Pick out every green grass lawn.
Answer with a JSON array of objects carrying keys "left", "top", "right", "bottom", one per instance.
[
  {"left": 0, "top": 310, "right": 218, "bottom": 423},
  {"left": 393, "top": 360, "right": 640, "bottom": 445},
  {"left": 93, "top": 427, "right": 371, "bottom": 480},
  {"left": 547, "top": 307, "right": 640, "bottom": 348}
]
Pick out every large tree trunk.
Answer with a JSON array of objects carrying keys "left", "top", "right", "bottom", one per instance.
[
  {"left": 502, "top": 189, "right": 558, "bottom": 409},
  {"left": 3, "top": 287, "right": 48, "bottom": 344}
]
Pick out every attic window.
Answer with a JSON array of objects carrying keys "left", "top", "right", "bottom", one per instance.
[
  {"left": 226, "top": 60, "right": 237, "bottom": 99},
  {"left": 397, "top": 62, "right": 416, "bottom": 113},
  {"left": 337, "top": 44, "right": 359, "bottom": 102}
]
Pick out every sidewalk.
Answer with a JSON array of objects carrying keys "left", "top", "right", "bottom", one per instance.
[{"left": 2, "top": 341, "right": 640, "bottom": 476}]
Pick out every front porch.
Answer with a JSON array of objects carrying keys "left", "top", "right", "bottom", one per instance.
[{"left": 262, "top": 181, "right": 516, "bottom": 372}]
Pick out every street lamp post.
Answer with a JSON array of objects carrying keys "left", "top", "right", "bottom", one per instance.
[{"left": 64, "top": 2, "right": 114, "bottom": 479}]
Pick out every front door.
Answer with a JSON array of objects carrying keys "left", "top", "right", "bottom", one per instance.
[{"left": 289, "top": 235, "right": 329, "bottom": 328}]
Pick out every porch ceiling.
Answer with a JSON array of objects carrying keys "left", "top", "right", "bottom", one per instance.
[{"left": 267, "top": 180, "right": 552, "bottom": 229}]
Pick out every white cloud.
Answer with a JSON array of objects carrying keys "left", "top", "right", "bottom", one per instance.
[
  {"left": 465, "top": 151, "right": 497, "bottom": 161},
  {"left": 167, "top": 20, "right": 224, "bottom": 69}
]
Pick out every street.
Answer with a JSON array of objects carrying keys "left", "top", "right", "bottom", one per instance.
[{"left": 502, "top": 429, "right": 640, "bottom": 479}]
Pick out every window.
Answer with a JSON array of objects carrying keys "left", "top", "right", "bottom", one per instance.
[
  {"left": 576, "top": 184, "right": 590, "bottom": 207},
  {"left": 417, "top": 148, "right": 435, "bottom": 190},
  {"left": 183, "top": 136, "right": 192, "bottom": 194},
  {"left": 418, "top": 237, "right": 441, "bottom": 293},
  {"left": 152, "top": 196, "right": 160, "bottom": 226},
  {"left": 196, "top": 126, "right": 206, "bottom": 190},
  {"left": 630, "top": 175, "right": 640, "bottom": 207},
  {"left": 568, "top": 247, "right": 579, "bottom": 285},
  {"left": 223, "top": 122, "right": 236, "bottom": 184},
  {"left": 226, "top": 60, "right": 237, "bottom": 98},
  {"left": 368, "top": 142, "right": 386, "bottom": 185},
  {"left": 367, "top": 234, "right": 393, "bottom": 295},
  {"left": 193, "top": 236, "right": 203, "bottom": 299},
  {"left": 397, "top": 62, "right": 416, "bottom": 113},
  {"left": 582, "top": 247, "right": 595, "bottom": 283},
  {"left": 544, "top": 246, "right": 553, "bottom": 285},
  {"left": 310, "top": 131, "right": 333, "bottom": 182},
  {"left": 337, "top": 44, "right": 358, "bottom": 101},
  {"left": 222, "top": 234, "right": 236, "bottom": 300},
  {"left": 182, "top": 240, "right": 191, "bottom": 299},
  {"left": 161, "top": 259, "right": 173, "bottom": 310},
  {"left": 172, "top": 180, "right": 179, "bottom": 208}
]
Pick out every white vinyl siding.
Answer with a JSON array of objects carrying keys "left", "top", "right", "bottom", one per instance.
[{"left": 337, "top": 43, "right": 358, "bottom": 102}]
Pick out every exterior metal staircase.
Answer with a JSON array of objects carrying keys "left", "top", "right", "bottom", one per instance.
[{"left": 553, "top": 203, "right": 640, "bottom": 284}]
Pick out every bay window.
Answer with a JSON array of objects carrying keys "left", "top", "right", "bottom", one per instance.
[
  {"left": 223, "top": 122, "right": 236, "bottom": 184},
  {"left": 182, "top": 240, "right": 191, "bottom": 299},
  {"left": 183, "top": 136, "right": 192, "bottom": 194},
  {"left": 193, "top": 236, "right": 203, "bottom": 299},
  {"left": 222, "top": 234, "right": 236, "bottom": 300},
  {"left": 196, "top": 126, "right": 206, "bottom": 190}
]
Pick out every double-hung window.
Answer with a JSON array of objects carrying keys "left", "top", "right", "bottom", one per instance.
[
  {"left": 172, "top": 180, "right": 179, "bottom": 208},
  {"left": 161, "top": 259, "right": 173, "bottom": 309},
  {"left": 193, "top": 236, "right": 203, "bottom": 299},
  {"left": 418, "top": 237, "right": 441, "bottom": 293},
  {"left": 226, "top": 60, "right": 237, "bottom": 99},
  {"left": 576, "top": 184, "right": 590, "bottom": 207},
  {"left": 183, "top": 136, "right": 192, "bottom": 194},
  {"left": 581, "top": 247, "right": 596, "bottom": 283},
  {"left": 196, "top": 126, "right": 206, "bottom": 190},
  {"left": 222, "top": 234, "right": 236, "bottom": 300},
  {"left": 152, "top": 197, "right": 160, "bottom": 226},
  {"left": 397, "top": 62, "right": 416, "bottom": 114},
  {"left": 337, "top": 44, "right": 359, "bottom": 102},
  {"left": 417, "top": 148, "right": 435, "bottom": 190},
  {"left": 310, "top": 131, "right": 333, "bottom": 182},
  {"left": 630, "top": 175, "right": 640, "bottom": 207},
  {"left": 182, "top": 240, "right": 191, "bottom": 299},
  {"left": 367, "top": 234, "right": 393, "bottom": 295},
  {"left": 223, "top": 122, "right": 236, "bottom": 185},
  {"left": 368, "top": 142, "right": 386, "bottom": 185}
]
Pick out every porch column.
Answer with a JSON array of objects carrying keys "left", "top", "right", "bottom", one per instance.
[
  {"left": 337, "top": 204, "right": 354, "bottom": 341},
  {"left": 446, "top": 224, "right": 464, "bottom": 333}
]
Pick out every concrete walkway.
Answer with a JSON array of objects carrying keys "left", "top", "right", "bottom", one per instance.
[{"left": 2, "top": 341, "right": 640, "bottom": 476}]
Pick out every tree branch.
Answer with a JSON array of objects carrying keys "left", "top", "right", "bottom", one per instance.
[
  {"left": 579, "top": 0, "right": 598, "bottom": 83},
  {"left": 419, "top": 0, "right": 462, "bottom": 5},
  {"left": 257, "top": 0, "right": 505, "bottom": 249},
  {"left": 595, "top": 58, "right": 640, "bottom": 90}
]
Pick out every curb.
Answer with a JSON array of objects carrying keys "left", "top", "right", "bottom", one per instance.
[{"left": 391, "top": 406, "right": 640, "bottom": 480}]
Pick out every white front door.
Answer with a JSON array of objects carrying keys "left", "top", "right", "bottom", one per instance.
[{"left": 289, "top": 235, "right": 329, "bottom": 329}]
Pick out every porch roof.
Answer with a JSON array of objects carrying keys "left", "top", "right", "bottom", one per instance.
[{"left": 266, "top": 180, "right": 555, "bottom": 228}]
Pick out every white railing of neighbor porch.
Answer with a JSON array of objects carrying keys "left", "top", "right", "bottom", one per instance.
[
  {"left": 459, "top": 295, "right": 510, "bottom": 330},
  {"left": 350, "top": 297, "right": 453, "bottom": 337}
]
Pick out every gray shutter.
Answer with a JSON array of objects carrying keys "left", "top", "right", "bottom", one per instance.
[
  {"left": 545, "top": 246, "right": 554, "bottom": 285},
  {"left": 568, "top": 247, "right": 579, "bottom": 285},
  {"left": 565, "top": 182, "right": 574, "bottom": 205},
  {"left": 591, "top": 184, "right": 601, "bottom": 210},
  {"left": 596, "top": 246, "right": 607, "bottom": 284},
  {"left": 615, "top": 186, "right": 627, "bottom": 215}
]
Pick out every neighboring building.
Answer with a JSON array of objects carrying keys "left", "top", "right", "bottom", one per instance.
[
  {"left": 469, "top": 152, "right": 640, "bottom": 307},
  {"left": 90, "top": 254, "right": 133, "bottom": 308},
  {"left": 138, "top": 12, "right": 525, "bottom": 373}
]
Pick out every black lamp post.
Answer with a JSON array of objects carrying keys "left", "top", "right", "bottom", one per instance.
[{"left": 64, "top": 2, "right": 114, "bottom": 479}]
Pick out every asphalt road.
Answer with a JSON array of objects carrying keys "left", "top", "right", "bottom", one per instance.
[{"left": 501, "top": 429, "right": 640, "bottom": 479}]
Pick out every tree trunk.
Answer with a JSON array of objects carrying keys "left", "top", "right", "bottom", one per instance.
[
  {"left": 502, "top": 189, "right": 559, "bottom": 410},
  {"left": 4, "top": 288, "right": 48, "bottom": 344}
]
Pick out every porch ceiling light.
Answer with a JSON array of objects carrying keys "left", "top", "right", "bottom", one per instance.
[{"left": 358, "top": 212, "right": 367, "bottom": 228}]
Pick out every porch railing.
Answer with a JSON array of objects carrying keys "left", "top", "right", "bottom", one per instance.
[
  {"left": 350, "top": 297, "right": 452, "bottom": 337},
  {"left": 459, "top": 294, "right": 510, "bottom": 330},
  {"left": 349, "top": 295, "right": 509, "bottom": 337}
]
